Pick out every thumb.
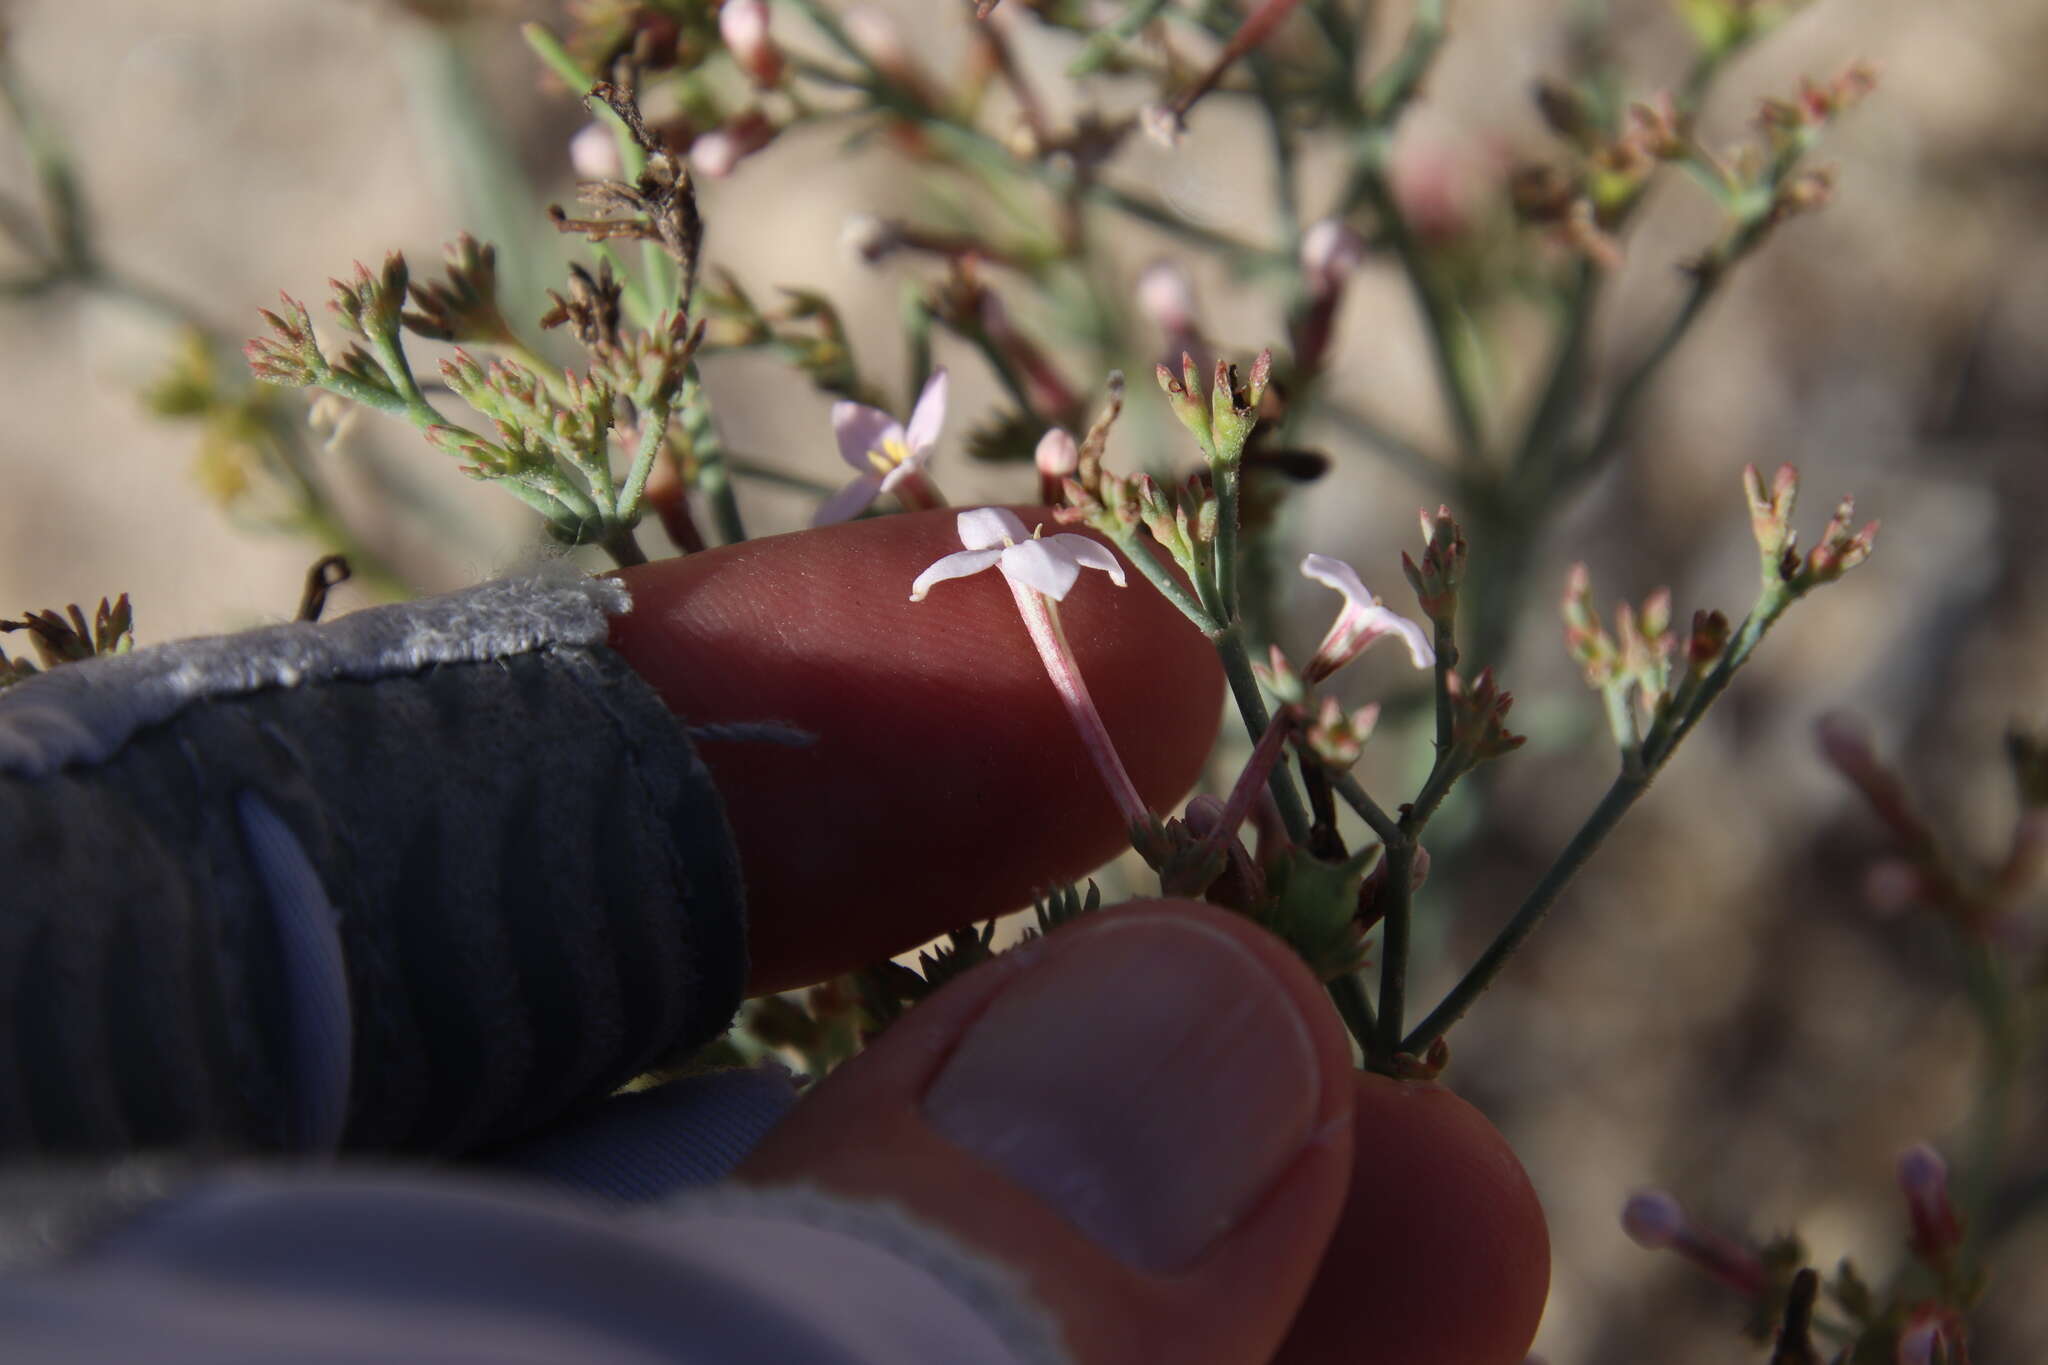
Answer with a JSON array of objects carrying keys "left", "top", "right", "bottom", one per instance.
[{"left": 737, "top": 901, "right": 1356, "bottom": 1365}]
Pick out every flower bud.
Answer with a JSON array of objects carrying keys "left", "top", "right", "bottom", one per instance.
[
  {"left": 570, "top": 122, "right": 623, "bottom": 180},
  {"left": 1299, "top": 218, "right": 1364, "bottom": 295},
  {"left": 719, "top": 0, "right": 784, "bottom": 87},
  {"left": 1898, "top": 1143, "right": 1962, "bottom": 1262},
  {"left": 1136, "top": 260, "right": 1197, "bottom": 338},
  {"left": 1035, "top": 427, "right": 1079, "bottom": 480},
  {"left": 691, "top": 111, "right": 776, "bottom": 179},
  {"left": 1620, "top": 1188, "right": 1770, "bottom": 1297},
  {"left": 1621, "top": 1189, "right": 1685, "bottom": 1248}
]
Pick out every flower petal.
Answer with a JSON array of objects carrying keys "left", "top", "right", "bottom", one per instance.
[
  {"left": 812, "top": 473, "right": 885, "bottom": 527},
  {"left": 1041, "top": 533, "right": 1127, "bottom": 588},
  {"left": 1385, "top": 612, "right": 1436, "bottom": 670},
  {"left": 999, "top": 538, "right": 1082, "bottom": 601},
  {"left": 1300, "top": 552, "right": 1377, "bottom": 612},
  {"left": 956, "top": 506, "right": 1031, "bottom": 551},
  {"left": 832, "top": 401, "right": 902, "bottom": 471},
  {"left": 876, "top": 456, "right": 926, "bottom": 495},
  {"left": 903, "top": 367, "right": 949, "bottom": 454},
  {"left": 909, "top": 546, "right": 1003, "bottom": 601}
]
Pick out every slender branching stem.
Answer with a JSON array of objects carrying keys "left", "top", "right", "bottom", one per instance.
[{"left": 1213, "top": 623, "right": 1312, "bottom": 845}]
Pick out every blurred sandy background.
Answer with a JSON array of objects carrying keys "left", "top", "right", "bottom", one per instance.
[{"left": 2, "top": 0, "right": 2044, "bottom": 1360}]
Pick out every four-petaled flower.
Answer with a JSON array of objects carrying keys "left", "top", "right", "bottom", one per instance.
[
  {"left": 910, "top": 506, "right": 1125, "bottom": 603},
  {"left": 1301, "top": 553, "right": 1435, "bottom": 683},
  {"left": 911, "top": 507, "right": 1146, "bottom": 828},
  {"left": 815, "top": 368, "right": 950, "bottom": 526}
]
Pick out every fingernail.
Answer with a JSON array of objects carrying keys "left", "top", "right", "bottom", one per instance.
[{"left": 921, "top": 914, "right": 1321, "bottom": 1272}]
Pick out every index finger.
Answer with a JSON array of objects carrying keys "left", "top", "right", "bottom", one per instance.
[{"left": 610, "top": 507, "right": 1225, "bottom": 994}]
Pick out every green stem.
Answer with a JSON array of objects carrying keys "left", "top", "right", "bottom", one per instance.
[
  {"left": 1215, "top": 461, "right": 1242, "bottom": 618},
  {"left": 1511, "top": 260, "right": 1602, "bottom": 480},
  {"left": 1363, "top": 0, "right": 1447, "bottom": 123},
  {"left": 1214, "top": 624, "right": 1312, "bottom": 845},
  {"left": 1317, "top": 400, "right": 1448, "bottom": 488},
  {"left": 600, "top": 524, "right": 649, "bottom": 568},
  {"left": 682, "top": 371, "right": 747, "bottom": 544},
  {"left": 401, "top": 25, "right": 550, "bottom": 322},
  {"left": 1067, "top": 0, "right": 1174, "bottom": 76},
  {"left": 1407, "top": 590, "right": 1795, "bottom": 1053},
  {"left": 1115, "top": 529, "right": 1219, "bottom": 632},
  {"left": 615, "top": 400, "right": 672, "bottom": 521},
  {"left": 1402, "top": 770, "right": 1645, "bottom": 1052},
  {"left": 1957, "top": 942, "right": 2021, "bottom": 1278},
  {"left": 521, "top": 24, "right": 648, "bottom": 180},
  {"left": 0, "top": 50, "right": 87, "bottom": 271},
  {"left": 1568, "top": 272, "right": 1716, "bottom": 486},
  {"left": 1353, "top": 161, "right": 1486, "bottom": 469},
  {"left": 1333, "top": 770, "right": 1403, "bottom": 847},
  {"left": 1372, "top": 839, "right": 1416, "bottom": 1064},
  {"left": 1329, "top": 969, "right": 1378, "bottom": 1053}
]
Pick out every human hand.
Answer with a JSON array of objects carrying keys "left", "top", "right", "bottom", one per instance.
[{"left": 611, "top": 508, "right": 1549, "bottom": 1365}]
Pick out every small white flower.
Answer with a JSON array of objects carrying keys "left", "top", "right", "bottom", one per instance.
[
  {"left": 912, "top": 508, "right": 1145, "bottom": 828},
  {"left": 910, "top": 507, "right": 1125, "bottom": 602},
  {"left": 1300, "top": 553, "right": 1434, "bottom": 682},
  {"left": 814, "top": 369, "right": 949, "bottom": 526}
]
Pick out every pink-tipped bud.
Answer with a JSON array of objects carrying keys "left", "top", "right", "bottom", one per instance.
[
  {"left": 1035, "top": 427, "right": 1079, "bottom": 480},
  {"left": 719, "top": 0, "right": 784, "bottom": 86},
  {"left": 1622, "top": 1189, "right": 1687, "bottom": 1248},
  {"left": 1182, "top": 793, "right": 1228, "bottom": 839},
  {"left": 1409, "top": 844, "right": 1431, "bottom": 890},
  {"left": 1300, "top": 218, "right": 1365, "bottom": 295},
  {"left": 569, "top": 122, "right": 622, "bottom": 180},
  {"left": 1622, "top": 1188, "right": 1770, "bottom": 1297},
  {"left": 1898, "top": 1143, "right": 1962, "bottom": 1261},
  {"left": 1136, "top": 260, "right": 1197, "bottom": 337},
  {"left": 690, "top": 111, "right": 775, "bottom": 179}
]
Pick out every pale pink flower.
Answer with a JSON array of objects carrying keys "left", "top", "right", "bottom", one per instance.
[
  {"left": 912, "top": 508, "right": 1145, "bottom": 827},
  {"left": 719, "top": 0, "right": 783, "bottom": 86},
  {"left": 910, "top": 506, "right": 1124, "bottom": 603},
  {"left": 1300, "top": 554, "right": 1435, "bottom": 682},
  {"left": 815, "top": 369, "right": 949, "bottom": 526}
]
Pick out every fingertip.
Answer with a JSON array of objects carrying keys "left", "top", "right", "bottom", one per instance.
[
  {"left": 737, "top": 901, "right": 1358, "bottom": 1365},
  {"left": 609, "top": 509, "right": 1224, "bottom": 993},
  {"left": 1277, "top": 1073, "right": 1551, "bottom": 1365}
]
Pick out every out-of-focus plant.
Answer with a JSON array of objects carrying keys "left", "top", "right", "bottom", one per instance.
[
  {"left": 0, "top": 594, "right": 133, "bottom": 689},
  {"left": 1615, "top": 715, "right": 2044, "bottom": 1362},
  {"left": 10, "top": 0, "right": 1984, "bottom": 1355}
]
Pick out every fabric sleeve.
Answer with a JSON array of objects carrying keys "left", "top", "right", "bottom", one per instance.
[
  {"left": 0, "top": 1169, "right": 1071, "bottom": 1365},
  {"left": 0, "top": 572, "right": 749, "bottom": 1158}
]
